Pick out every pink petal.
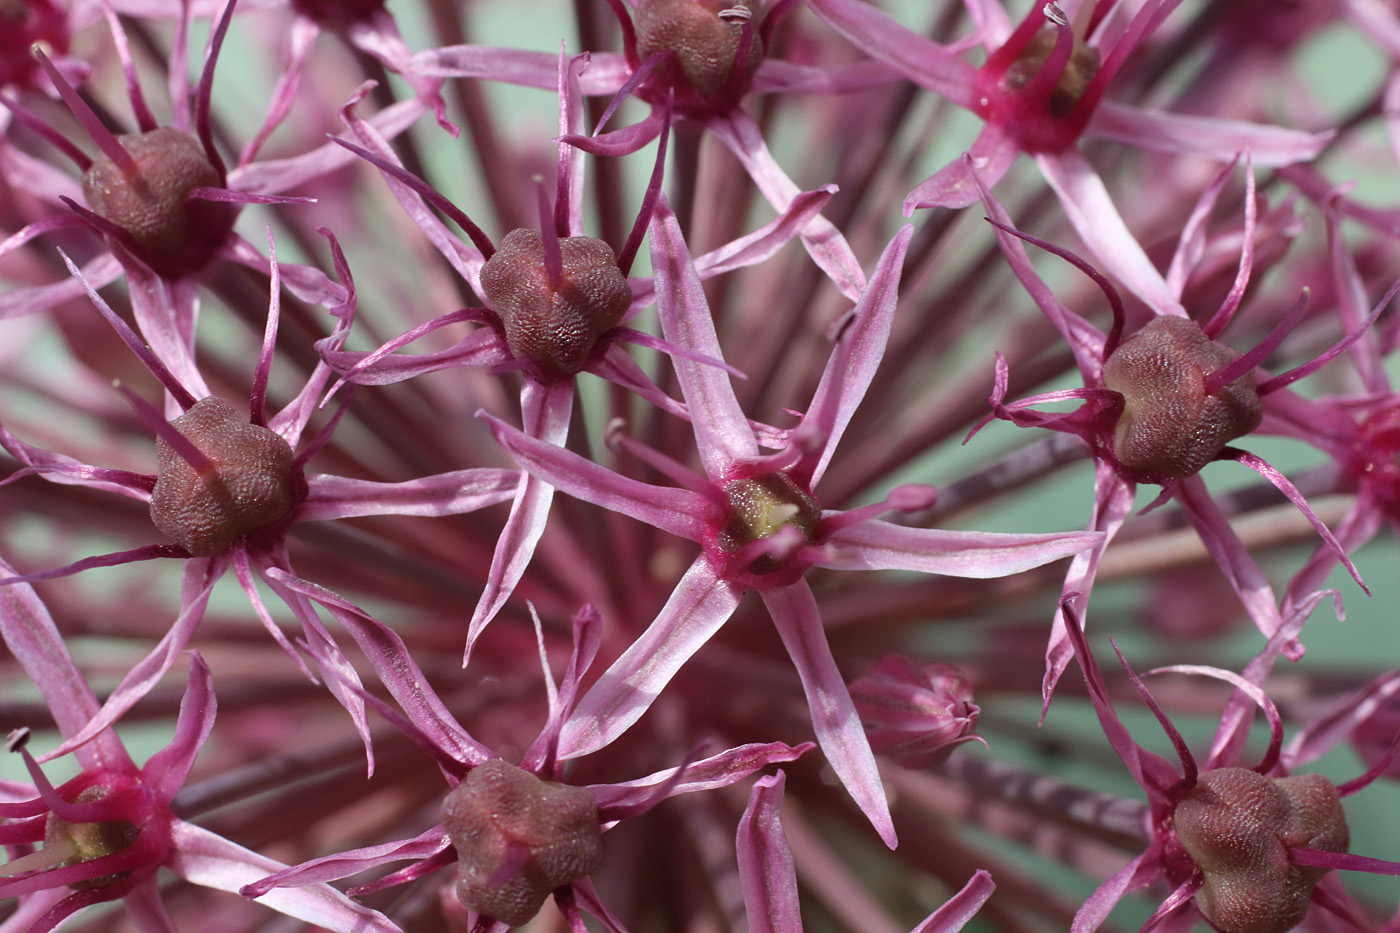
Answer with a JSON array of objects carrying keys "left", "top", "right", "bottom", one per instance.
[
  {"left": 803, "top": 0, "right": 980, "bottom": 108},
  {"left": 301, "top": 469, "right": 518, "bottom": 520},
  {"left": 141, "top": 652, "right": 216, "bottom": 801},
  {"left": 1174, "top": 476, "right": 1289, "bottom": 651},
  {"left": 762, "top": 581, "right": 895, "bottom": 847},
  {"left": 0, "top": 557, "right": 130, "bottom": 773},
  {"left": 910, "top": 869, "right": 996, "bottom": 933},
  {"left": 906, "top": 125, "right": 1019, "bottom": 212},
  {"left": 591, "top": 741, "right": 810, "bottom": 821},
  {"left": 751, "top": 59, "right": 901, "bottom": 94},
  {"left": 468, "top": 379, "right": 574, "bottom": 653},
  {"left": 169, "top": 820, "right": 405, "bottom": 932},
  {"left": 260, "top": 569, "right": 491, "bottom": 768},
  {"left": 1041, "top": 465, "right": 1136, "bottom": 708},
  {"left": 482, "top": 411, "right": 709, "bottom": 540},
  {"left": 708, "top": 111, "right": 868, "bottom": 302},
  {"left": 736, "top": 773, "right": 801, "bottom": 933},
  {"left": 649, "top": 197, "right": 760, "bottom": 477},
  {"left": 1035, "top": 149, "right": 1186, "bottom": 317},
  {"left": 40, "top": 560, "right": 220, "bottom": 763},
  {"left": 820, "top": 519, "right": 1100, "bottom": 578},
  {"left": 559, "top": 558, "right": 741, "bottom": 759},
  {"left": 1087, "top": 102, "right": 1335, "bottom": 166},
  {"left": 799, "top": 225, "right": 913, "bottom": 487}
]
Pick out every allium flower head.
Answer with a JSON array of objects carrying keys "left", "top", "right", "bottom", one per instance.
[
  {"left": 486, "top": 203, "right": 1101, "bottom": 844},
  {"left": 3, "top": 0, "right": 1400, "bottom": 929}
]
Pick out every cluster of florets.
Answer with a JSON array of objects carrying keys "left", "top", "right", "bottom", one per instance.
[{"left": 3, "top": 0, "right": 1400, "bottom": 932}]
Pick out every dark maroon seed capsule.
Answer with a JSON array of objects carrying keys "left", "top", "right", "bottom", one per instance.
[
  {"left": 1174, "top": 767, "right": 1348, "bottom": 933},
  {"left": 1101, "top": 316, "right": 1262, "bottom": 480},
  {"left": 633, "top": 0, "right": 764, "bottom": 99},
  {"left": 441, "top": 759, "right": 604, "bottom": 927},
  {"left": 479, "top": 229, "right": 632, "bottom": 378},
  {"left": 149, "top": 397, "right": 299, "bottom": 557},
  {"left": 82, "top": 127, "right": 235, "bottom": 276}
]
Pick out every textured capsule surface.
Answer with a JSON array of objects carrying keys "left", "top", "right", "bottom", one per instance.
[
  {"left": 1174, "top": 768, "right": 1348, "bottom": 933},
  {"left": 634, "top": 0, "right": 763, "bottom": 98},
  {"left": 479, "top": 229, "right": 632, "bottom": 378},
  {"left": 150, "top": 397, "right": 299, "bottom": 557},
  {"left": 441, "top": 759, "right": 603, "bottom": 926},
  {"left": 82, "top": 127, "right": 232, "bottom": 274},
  {"left": 1101, "top": 316, "right": 1262, "bottom": 479}
]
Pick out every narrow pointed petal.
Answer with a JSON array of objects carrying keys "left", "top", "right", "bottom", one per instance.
[
  {"left": 168, "top": 821, "right": 403, "bottom": 932},
  {"left": 265, "top": 570, "right": 491, "bottom": 766},
  {"left": 649, "top": 198, "right": 760, "bottom": 476},
  {"left": 302, "top": 469, "right": 518, "bottom": 520},
  {"left": 911, "top": 870, "right": 996, "bottom": 933},
  {"left": 142, "top": 653, "right": 216, "bottom": 801},
  {"left": 799, "top": 225, "right": 913, "bottom": 487},
  {"left": 1041, "top": 465, "right": 1135, "bottom": 707},
  {"left": 592, "top": 741, "right": 810, "bottom": 820},
  {"left": 736, "top": 773, "right": 801, "bottom": 933},
  {"left": 481, "top": 411, "right": 709, "bottom": 541},
  {"left": 0, "top": 557, "right": 130, "bottom": 773},
  {"left": 1035, "top": 150, "right": 1186, "bottom": 317},
  {"left": 803, "top": 0, "right": 980, "bottom": 107},
  {"left": 468, "top": 379, "right": 574, "bottom": 650},
  {"left": 762, "top": 581, "right": 895, "bottom": 847},
  {"left": 820, "top": 519, "right": 1100, "bottom": 578},
  {"left": 40, "top": 560, "right": 220, "bottom": 763},
  {"left": 559, "top": 559, "right": 741, "bottom": 759},
  {"left": 1088, "top": 102, "right": 1335, "bottom": 166},
  {"left": 708, "top": 112, "right": 868, "bottom": 302},
  {"left": 906, "top": 125, "right": 1019, "bottom": 212},
  {"left": 1175, "top": 476, "right": 1289, "bottom": 652}
]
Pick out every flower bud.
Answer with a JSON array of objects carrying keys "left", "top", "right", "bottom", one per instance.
[
  {"left": 82, "top": 127, "right": 235, "bottom": 276},
  {"left": 150, "top": 397, "right": 300, "bottom": 557},
  {"left": 441, "top": 759, "right": 604, "bottom": 927},
  {"left": 850, "top": 656, "right": 981, "bottom": 767},
  {"left": 1101, "top": 316, "right": 1262, "bottom": 480},
  {"left": 1173, "top": 767, "right": 1348, "bottom": 933},
  {"left": 479, "top": 229, "right": 633, "bottom": 378}
]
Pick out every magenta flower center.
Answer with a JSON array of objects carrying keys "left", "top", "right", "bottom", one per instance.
[
  {"left": 1350, "top": 407, "right": 1400, "bottom": 521},
  {"left": 1100, "top": 316, "right": 1262, "bottom": 481},
  {"left": 975, "top": 23, "right": 1103, "bottom": 153},
  {"left": 81, "top": 127, "right": 235, "bottom": 277},
  {"left": 716, "top": 471, "right": 820, "bottom": 577},
  {"left": 42, "top": 786, "right": 142, "bottom": 891},
  {"left": 478, "top": 229, "right": 633, "bottom": 378},
  {"left": 441, "top": 759, "right": 604, "bottom": 927},
  {"left": 1173, "top": 768, "right": 1349, "bottom": 933},
  {"left": 149, "top": 397, "right": 301, "bottom": 557},
  {"left": 0, "top": 0, "right": 68, "bottom": 89}
]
